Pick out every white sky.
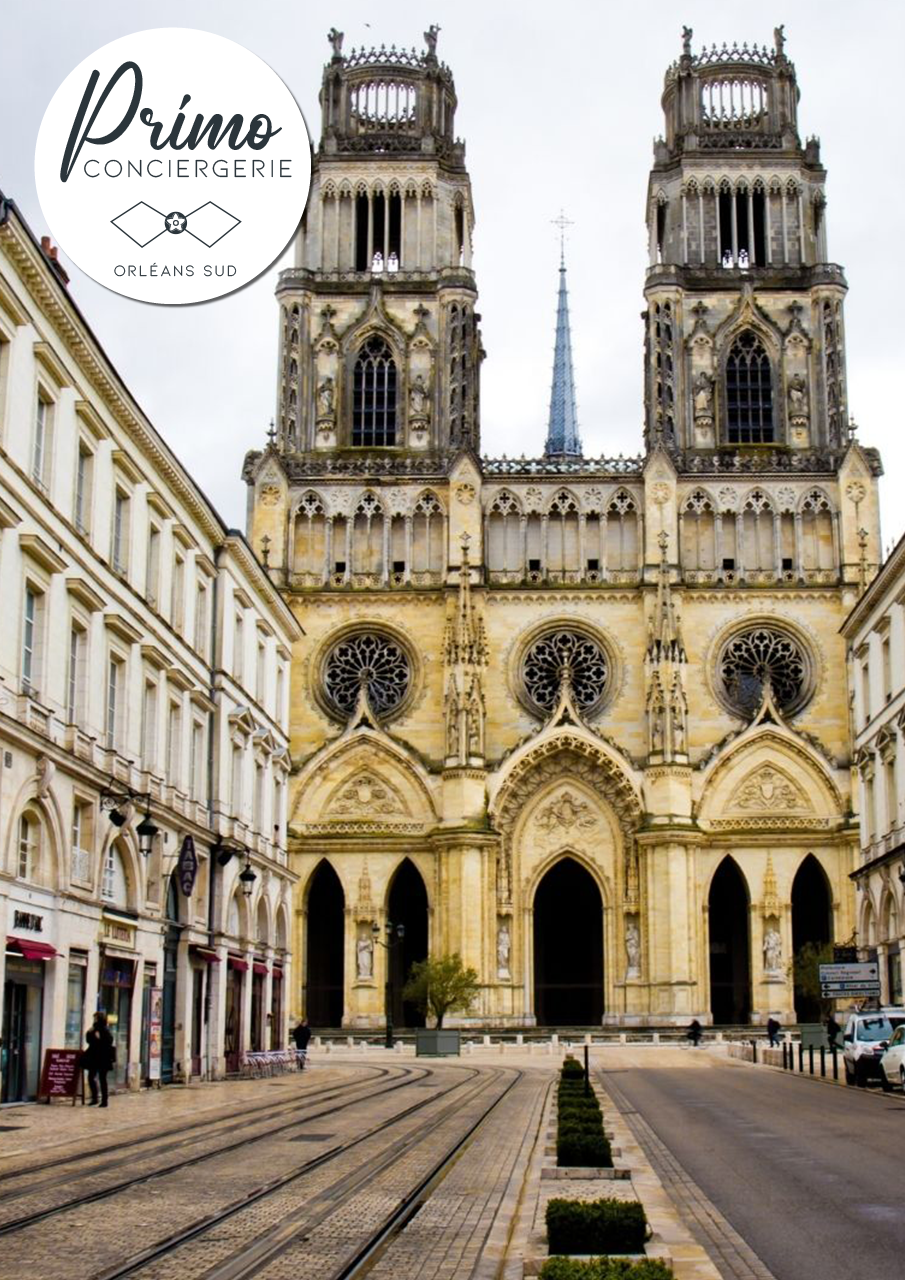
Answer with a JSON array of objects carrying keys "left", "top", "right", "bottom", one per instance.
[{"left": 2, "top": 0, "right": 903, "bottom": 545}]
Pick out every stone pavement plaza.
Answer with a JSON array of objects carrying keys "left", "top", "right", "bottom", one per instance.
[{"left": 0, "top": 1044, "right": 766, "bottom": 1280}]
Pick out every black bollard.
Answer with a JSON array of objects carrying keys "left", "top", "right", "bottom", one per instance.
[
  {"left": 798, "top": 1043, "right": 804, "bottom": 1072},
  {"left": 584, "top": 1044, "right": 590, "bottom": 1095},
  {"left": 809, "top": 1045, "right": 815, "bottom": 1075},
  {"left": 820, "top": 1046, "right": 826, "bottom": 1078},
  {"left": 832, "top": 1046, "right": 838, "bottom": 1081}
]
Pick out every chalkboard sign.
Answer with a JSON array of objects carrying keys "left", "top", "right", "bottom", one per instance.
[{"left": 37, "top": 1048, "right": 84, "bottom": 1105}]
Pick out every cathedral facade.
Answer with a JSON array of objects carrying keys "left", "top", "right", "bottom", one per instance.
[{"left": 244, "top": 28, "right": 882, "bottom": 1027}]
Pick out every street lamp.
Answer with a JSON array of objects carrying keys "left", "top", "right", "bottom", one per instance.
[
  {"left": 100, "top": 780, "right": 158, "bottom": 856},
  {"left": 372, "top": 919, "right": 406, "bottom": 1049},
  {"left": 238, "top": 852, "right": 257, "bottom": 898}
]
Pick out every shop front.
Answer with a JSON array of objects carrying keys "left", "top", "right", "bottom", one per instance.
[
  {"left": 2, "top": 931, "right": 58, "bottom": 1103},
  {"left": 270, "top": 966, "right": 283, "bottom": 1050},
  {"left": 189, "top": 947, "right": 220, "bottom": 1078},
  {"left": 251, "top": 960, "right": 267, "bottom": 1052},
  {"left": 225, "top": 955, "right": 247, "bottom": 1073}
]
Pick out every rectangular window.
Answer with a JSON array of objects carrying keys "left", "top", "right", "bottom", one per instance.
[
  {"left": 74, "top": 444, "right": 92, "bottom": 534},
  {"left": 112, "top": 490, "right": 130, "bottom": 575},
  {"left": 167, "top": 700, "right": 182, "bottom": 785},
  {"left": 234, "top": 609, "right": 244, "bottom": 682},
  {"left": 194, "top": 582, "right": 208, "bottom": 656},
  {"left": 18, "top": 815, "right": 38, "bottom": 881},
  {"left": 276, "top": 663, "right": 285, "bottom": 723},
  {"left": 146, "top": 525, "right": 161, "bottom": 608},
  {"left": 65, "top": 958, "right": 87, "bottom": 1049},
  {"left": 67, "top": 623, "right": 87, "bottom": 723},
  {"left": 256, "top": 640, "right": 266, "bottom": 704},
  {"left": 254, "top": 762, "right": 264, "bottom": 831},
  {"left": 101, "top": 845, "right": 115, "bottom": 901},
  {"left": 22, "top": 586, "right": 40, "bottom": 691},
  {"left": 171, "top": 554, "right": 185, "bottom": 632},
  {"left": 886, "top": 755, "right": 898, "bottom": 833},
  {"left": 106, "top": 655, "right": 125, "bottom": 750},
  {"left": 142, "top": 680, "right": 158, "bottom": 769},
  {"left": 32, "top": 395, "right": 51, "bottom": 489},
  {"left": 71, "top": 800, "right": 92, "bottom": 882},
  {"left": 231, "top": 743, "right": 243, "bottom": 815},
  {"left": 191, "top": 719, "right": 205, "bottom": 801},
  {"left": 862, "top": 662, "right": 871, "bottom": 727},
  {"left": 882, "top": 635, "right": 892, "bottom": 702}
]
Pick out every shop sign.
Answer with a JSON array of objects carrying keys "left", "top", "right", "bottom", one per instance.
[
  {"left": 148, "top": 986, "right": 163, "bottom": 1082},
  {"left": 101, "top": 916, "right": 136, "bottom": 947},
  {"left": 13, "top": 910, "right": 44, "bottom": 932},
  {"left": 177, "top": 834, "right": 198, "bottom": 897},
  {"left": 37, "top": 1048, "right": 84, "bottom": 1104}
]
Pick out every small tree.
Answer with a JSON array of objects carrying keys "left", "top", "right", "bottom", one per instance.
[
  {"left": 790, "top": 940, "right": 835, "bottom": 1021},
  {"left": 402, "top": 953, "right": 480, "bottom": 1028}
]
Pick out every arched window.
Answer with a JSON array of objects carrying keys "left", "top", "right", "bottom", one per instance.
[
  {"left": 101, "top": 843, "right": 129, "bottom": 908},
  {"left": 17, "top": 812, "right": 43, "bottom": 884},
  {"left": 352, "top": 336, "right": 397, "bottom": 446},
  {"left": 726, "top": 331, "right": 773, "bottom": 444}
]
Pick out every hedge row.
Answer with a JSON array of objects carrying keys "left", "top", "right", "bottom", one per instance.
[
  {"left": 546, "top": 1198, "right": 649, "bottom": 1255},
  {"left": 557, "top": 1059, "right": 612, "bottom": 1168},
  {"left": 539, "top": 1258, "right": 673, "bottom": 1280}
]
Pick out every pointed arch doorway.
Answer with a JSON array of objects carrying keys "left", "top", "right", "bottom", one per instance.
[
  {"left": 791, "top": 854, "right": 832, "bottom": 1022},
  {"left": 533, "top": 857, "right": 604, "bottom": 1026},
  {"left": 387, "top": 859, "right": 428, "bottom": 1027},
  {"left": 709, "top": 857, "right": 751, "bottom": 1024},
  {"left": 306, "top": 861, "right": 345, "bottom": 1028}
]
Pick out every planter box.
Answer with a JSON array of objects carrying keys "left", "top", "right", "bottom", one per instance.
[{"left": 415, "top": 1028, "right": 461, "bottom": 1057}]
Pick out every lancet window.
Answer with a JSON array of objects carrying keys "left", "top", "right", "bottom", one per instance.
[
  {"left": 448, "top": 303, "right": 476, "bottom": 446},
  {"left": 741, "top": 489, "right": 774, "bottom": 571},
  {"left": 681, "top": 490, "right": 717, "bottom": 571},
  {"left": 607, "top": 491, "right": 639, "bottom": 571},
  {"left": 800, "top": 489, "right": 835, "bottom": 574},
  {"left": 351, "top": 493, "right": 385, "bottom": 577},
  {"left": 651, "top": 303, "right": 675, "bottom": 444},
  {"left": 725, "top": 330, "right": 773, "bottom": 444},
  {"left": 293, "top": 491, "right": 327, "bottom": 580},
  {"left": 546, "top": 491, "right": 580, "bottom": 575},
  {"left": 822, "top": 300, "right": 845, "bottom": 444},
  {"left": 486, "top": 491, "right": 522, "bottom": 576},
  {"left": 352, "top": 336, "right": 397, "bottom": 446}
]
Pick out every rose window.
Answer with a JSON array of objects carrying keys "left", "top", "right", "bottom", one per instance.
[
  {"left": 522, "top": 628, "right": 610, "bottom": 717},
  {"left": 717, "top": 626, "right": 810, "bottom": 717},
  {"left": 323, "top": 632, "right": 411, "bottom": 719}
]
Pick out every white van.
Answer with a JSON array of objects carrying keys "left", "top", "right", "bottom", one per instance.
[{"left": 842, "top": 1012, "right": 895, "bottom": 1085}]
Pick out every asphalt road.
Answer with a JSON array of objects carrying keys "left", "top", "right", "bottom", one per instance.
[{"left": 603, "top": 1058, "right": 905, "bottom": 1280}]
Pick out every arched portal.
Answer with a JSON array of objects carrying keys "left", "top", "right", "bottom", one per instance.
[
  {"left": 709, "top": 857, "right": 751, "bottom": 1024},
  {"left": 305, "top": 861, "right": 345, "bottom": 1028},
  {"left": 533, "top": 858, "right": 604, "bottom": 1026},
  {"left": 791, "top": 854, "right": 833, "bottom": 1021},
  {"left": 387, "top": 859, "right": 428, "bottom": 1027}
]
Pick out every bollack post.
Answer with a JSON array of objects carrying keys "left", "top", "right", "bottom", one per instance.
[
  {"left": 832, "top": 1046, "right": 838, "bottom": 1081},
  {"left": 820, "top": 1046, "right": 826, "bottom": 1077},
  {"left": 583, "top": 1044, "right": 590, "bottom": 1095},
  {"left": 809, "top": 1045, "right": 815, "bottom": 1075},
  {"left": 798, "top": 1043, "right": 804, "bottom": 1072},
  {"left": 782, "top": 1042, "right": 788, "bottom": 1070}
]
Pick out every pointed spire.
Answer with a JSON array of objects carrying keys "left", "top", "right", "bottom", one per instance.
[{"left": 545, "top": 214, "right": 582, "bottom": 459}]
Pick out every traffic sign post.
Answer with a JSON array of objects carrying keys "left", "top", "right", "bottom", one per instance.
[{"left": 819, "top": 961, "right": 880, "bottom": 999}]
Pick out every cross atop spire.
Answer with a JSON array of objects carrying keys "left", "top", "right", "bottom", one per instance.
[{"left": 545, "top": 215, "right": 582, "bottom": 459}]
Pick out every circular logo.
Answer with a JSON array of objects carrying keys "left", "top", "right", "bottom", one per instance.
[{"left": 35, "top": 28, "right": 311, "bottom": 304}]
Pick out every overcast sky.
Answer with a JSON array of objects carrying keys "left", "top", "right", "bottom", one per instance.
[{"left": 2, "top": 0, "right": 903, "bottom": 546}]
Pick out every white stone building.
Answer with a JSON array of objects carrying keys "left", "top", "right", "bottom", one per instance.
[
  {"left": 843, "top": 532, "right": 905, "bottom": 1006},
  {"left": 0, "top": 195, "right": 301, "bottom": 1101}
]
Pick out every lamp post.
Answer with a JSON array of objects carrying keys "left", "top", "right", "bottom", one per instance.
[
  {"left": 100, "top": 779, "right": 158, "bottom": 856},
  {"left": 372, "top": 919, "right": 405, "bottom": 1049},
  {"left": 239, "top": 852, "right": 257, "bottom": 899}
]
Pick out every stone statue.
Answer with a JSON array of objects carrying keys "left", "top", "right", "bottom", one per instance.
[
  {"left": 497, "top": 922, "right": 511, "bottom": 975},
  {"left": 424, "top": 24, "right": 440, "bottom": 56},
  {"left": 682, "top": 26, "right": 693, "bottom": 57},
  {"left": 774, "top": 24, "right": 785, "bottom": 56},
  {"left": 693, "top": 371, "right": 713, "bottom": 418},
  {"left": 409, "top": 374, "right": 429, "bottom": 418},
  {"left": 356, "top": 935, "right": 373, "bottom": 980},
  {"left": 625, "top": 921, "right": 641, "bottom": 979},
  {"left": 328, "top": 28, "right": 344, "bottom": 57},
  {"left": 317, "top": 376, "right": 335, "bottom": 420},
  {"left": 763, "top": 927, "right": 782, "bottom": 975},
  {"left": 672, "top": 705, "right": 686, "bottom": 754},
  {"left": 787, "top": 373, "right": 809, "bottom": 423},
  {"left": 650, "top": 702, "right": 665, "bottom": 753},
  {"left": 447, "top": 704, "right": 460, "bottom": 759}
]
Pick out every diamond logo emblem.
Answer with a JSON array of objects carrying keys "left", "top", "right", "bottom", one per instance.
[{"left": 111, "top": 201, "right": 241, "bottom": 249}]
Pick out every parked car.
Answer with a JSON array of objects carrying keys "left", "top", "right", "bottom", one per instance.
[
  {"left": 842, "top": 1012, "right": 895, "bottom": 1085},
  {"left": 879, "top": 1024, "right": 905, "bottom": 1092}
]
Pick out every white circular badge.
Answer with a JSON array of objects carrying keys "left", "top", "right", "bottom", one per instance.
[{"left": 35, "top": 28, "right": 311, "bottom": 304}]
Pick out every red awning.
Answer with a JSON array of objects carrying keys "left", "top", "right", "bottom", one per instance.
[
  {"left": 272, "top": 967, "right": 283, "bottom": 978},
  {"left": 8, "top": 937, "right": 59, "bottom": 961},
  {"left": 252, "top": 962, "right": 268, "bottom": 976},
  {"left": 228, "top": 956, "right": 249, "bottom": 972},
  {"left": 190, "top": 946, "right": 221, "bottom": 965}
]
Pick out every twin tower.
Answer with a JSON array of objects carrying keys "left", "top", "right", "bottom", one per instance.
[{"left": 244, "top": 28, "right": 881, "bottom": 1031}]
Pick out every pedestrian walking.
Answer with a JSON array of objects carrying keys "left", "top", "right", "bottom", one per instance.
[
  {"left": 84, "top": 1011, "right": 115, "bottom": 1107},
  {"left": 767, "top": 1016, "right": 781, "bottom": 1047},
  {"left": 686, "top": 1018, "right": 702, "bottom": 1047},
  {"left": 291, "top": 1018, "right": 311, "bottom": 1068},
  {"left": 825, "top": 1013, "right": 841, "bottom": 1049}
]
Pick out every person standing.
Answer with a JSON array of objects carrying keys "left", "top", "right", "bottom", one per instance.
[
  {"left": 291, "top": 1018, "right": 311, "bottom": 1067},
  {"left": 687, "top": 1018, "right": 703, "bottom": 1047},
  {"left": 767, "top": 1016, "right": 781, "bottom": 1047},
  {"left": 825, "top": 1013, "right": 841, "bottom": 1049},
  {"left": 84, "top": 1011, "right": 114, "bottom": 1107}
]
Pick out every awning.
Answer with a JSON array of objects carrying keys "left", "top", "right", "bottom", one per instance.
[
  {"left": 252, "top": 961, "right": 268, "bottom": 976},
  {"left": 7, "top": 937, "right": 60, "bottom": 961},
  {"left": 272, "top": 966, "right": 283, "bottom": 979},
  {"left": 190, "top": 946, "right": 221, "bottom": 965},
  {"left": 228, "top": 955, "right": 249, "bottom": 972}
]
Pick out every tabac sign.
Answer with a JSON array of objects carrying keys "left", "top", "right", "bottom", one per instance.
[{"left": 177, "top": 834, "right": 198, "bottom": 897}]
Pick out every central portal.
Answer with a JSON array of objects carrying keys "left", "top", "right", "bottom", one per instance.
[{"left": 533, "top": 857, "right": 603, "bottom": 1026}]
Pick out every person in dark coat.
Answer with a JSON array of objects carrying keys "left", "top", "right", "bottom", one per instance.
[
  {"left": 292, "top": 1019, "right": 311, "bottom": 1052},
  {"left": 84, "top": 1011, "right": 115, "bottom": 1106},
  {"left": 825, "top": 1013, "right": 841, "bottom": 1049},
  {"left": 687, "top": 1019, "right": 703, "bottom": 1047},
  {"left": 767, "top": 1017, "right": 781, "bottom": 1047}
]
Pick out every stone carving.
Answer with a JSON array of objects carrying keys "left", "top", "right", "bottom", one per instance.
[
  {"left": 650, "top": 481, "right": 670, "bottom": 505},
  {"left": 327, "top": 27, "right": 344, "bottom": 56},
  {"left": 259, "top": 483, "right": 281, "bottom": 507},
  {"left": 497, "top": 921, "right": 511, "bottom": 976},
  {"left": 763, "top": 927, "right": 783, "bottom": 975},
  {"left": 776, "top": 486, "right": 796, "bottom": 512},
  {"left": 329, "top": 772, "right": 407, "bottom": 818},
  {"left": 455, "top": 482, "right": 476, "bottom": 505},
  {"left": 625, "top": 919, "right": 641, "bottom": 979},
  {"left": 731, "top": 765, "right": 811, "bottom": 812},
  {"left": 524, "top": 486, "right": 544, "bottom": 512},
  {"left": 845, "top": 480, "right": 866, "bottom": 505},
  {"left": 357, "top": 935, "right": 374, "bottom": 979},
  {"left": 316, "top": 376, "right": 336, "bottom": 423},
  {"left": 717, "top": 486, "right": 738, "bottom": 511},
  {"left": 787, "top": 373, "right": 809, "bottom": 426},
  {"left": 36, "top": 755, "right": 55, "bottom": 798},
  {"left": 424, "top": 23, "right": 440, "bottom": 56},
  {"left": 535, "top": 791, "right": 598, "bottom": 835},
  {"left": 693, "top": 371, "right": 714, "bottom": 422},
  {"left": 408, "top": 375, "right": 430, "bottom": 420}
]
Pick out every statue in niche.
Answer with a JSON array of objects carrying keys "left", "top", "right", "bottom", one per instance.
[
  {"left": 672, "top": 706, "right": 686, "bottom": 754},
  {"left": 693, "top": 371, "right": 714, "bottom": 420},
  {"left": 497, "top": 922, "right": 511, "bottom": 976},
  {"left": 409, "top": 375, "right": 430, "bottom": 420},
  {"left": 446, "top": 699, "right": 460, "bottom": 759},
  {"left": 317, "top": 377, "right": 335, "bottom": 421},
  {"left": 650, "top": 701, "right": 665, "bottom": 753},
  {"left": 763, "top": 927, "right": 783, "bottom": 975},
  {"left": 625, "top": 921, "right": 641, "bottom": 979},
  {"left": 356, "top": 935, "right": 374, "bottom": 980},
  {"left": 787, "top": 373, "right": 809, "bottom": 424}
]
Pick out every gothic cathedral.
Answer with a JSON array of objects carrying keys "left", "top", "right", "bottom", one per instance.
[{"left": 244, "top": 28, "right": 882, "bottom": 1027}]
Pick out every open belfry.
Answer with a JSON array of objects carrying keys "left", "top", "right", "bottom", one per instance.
[{"left": 244, "top": 26, "right": 882, "bottom": 1028}]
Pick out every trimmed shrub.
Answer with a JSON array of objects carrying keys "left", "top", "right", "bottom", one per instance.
[
  {"left": 556, "top": 1132, "right": 613, "bottom": 1168},
  {"left": 556, "top": 1059, "right": 610, "bottom": 1166},
  {"left": 546, "top": 1198, "right": 648, "bottom": 1255},
  {"left": 562, "top": 1056, "right": 585, "bottom": 1079},
  {"left": 539, "top": 1258, "right": 673, "bottom": 1280}
]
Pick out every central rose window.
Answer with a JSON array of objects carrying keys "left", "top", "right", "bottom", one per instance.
[
  {"left": 716, "top": 625, "right": 811, "bottom": 718},
  {"left": 323, "top": 631, "right": 411, "bottom": 719},
  {"left": 520, "top": 627, "right": 611, "bottom": 718}
]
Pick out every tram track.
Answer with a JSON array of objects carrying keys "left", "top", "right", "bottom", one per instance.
[
  {"left": 0, "top": 1064, "right": 427, "bottom": 1235},
  {"left": 95, "top": 1066, "right": 521, "bottom": 1280}
]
